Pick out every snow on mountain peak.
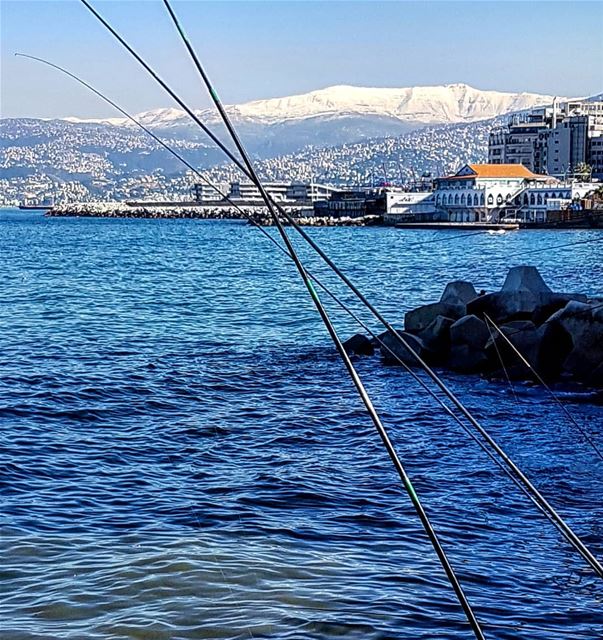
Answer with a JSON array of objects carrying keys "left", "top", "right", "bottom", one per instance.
[
  {"left": 226, "top": 83, "right": 568, "bottom": 125},
  {"left": 62, "top": 83, "right": 571, "bottom": 130}
]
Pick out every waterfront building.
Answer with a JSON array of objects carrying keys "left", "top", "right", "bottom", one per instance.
[
  {"left": 505, "top": 181, "right": 601, "bottom": 223},
  {"left": 194, "top": 181, "right": 337, "bottom": 204},
  {"left": 489, "top": 99, "right": 603, "bottom": 179},
  {"left": 383, "top": 191, "right": 435, "bottom": 224},
  {"left": 433, "top": 163, "right": 553, "bottom": 222},
  {"left": 313, "top": 189, "right": 386, "bottom": 218}
]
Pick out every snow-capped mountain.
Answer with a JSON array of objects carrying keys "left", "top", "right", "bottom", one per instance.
[
  {"left": 57, "top": 83, "right": 570, "bottom": 156},
  {"left": 64, "top": 83, "right": 568, "bottom": 129}
]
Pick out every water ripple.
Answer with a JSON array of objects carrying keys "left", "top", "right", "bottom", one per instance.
[{"left": 1, "top": 211, "right": 602, "bottom": 638}]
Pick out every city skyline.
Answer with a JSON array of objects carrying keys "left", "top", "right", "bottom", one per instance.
[{"left": 1, "top": 0, "right": 602, "bottom": 120}]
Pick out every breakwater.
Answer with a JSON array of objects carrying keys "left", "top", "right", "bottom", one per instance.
[
  {"left": 47, "top": 202, "right": 251, "bottom": 219},
  {"left": 46, "top": 202, "right": 384, "bottom": 226},
  {"left": 346, "top": 265, "right": 603, "bottom": 393}
]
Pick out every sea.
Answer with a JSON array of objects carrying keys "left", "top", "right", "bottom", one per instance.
[{"left": 1, "top": 208, "right": 602, "bottom": 639}]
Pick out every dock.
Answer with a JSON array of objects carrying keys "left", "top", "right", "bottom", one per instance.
[{"left": 395, "top": 222, "right": 519, "bottom": 231}]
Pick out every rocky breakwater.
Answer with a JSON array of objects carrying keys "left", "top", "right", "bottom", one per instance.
[
  {"left": 344, "top": 266, "right": 603, "bottom": 391},
  {"left": 47, "top": 202, "right": 249, "bottom": 219}
]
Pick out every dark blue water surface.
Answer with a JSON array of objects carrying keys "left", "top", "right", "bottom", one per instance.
[{"left": 1, "top": 208, "right": 602, "bottom": 639}]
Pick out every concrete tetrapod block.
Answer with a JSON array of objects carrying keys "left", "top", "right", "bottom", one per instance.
[
  {"left": 446, "top": 314, "right": 491, "bottom": 373},
  {"left": 405, "top": 302, "right": 466, "bottom": 334},
  {"left": 449, "top": 315, "right": 491, "bottom": 350},
  {"left": 467, "top": 291, "right": 587, "bottom": 325},
  {"left": 448, "top": 344, "right": 489, "bottom": 373},
  {"left": 343, "top": 333, "right": 374, "bottom": 356},
  {"left": 440, "top": 280, "right": 478, "bottom": 306},
  {"left": 467, "top": 265, "right": 587, "bottom": 324},
  {"left": 379, "top": 330, "right": 433, "bottom": 367},
  {"left": 418, "top": 315, "right": 454, "bottom": 358},
  {"left": 548, "top": 301, "right": 603, "bottom": 383},
  {"left": 501, "top": 265, "right": 552, "bottom": 294}
]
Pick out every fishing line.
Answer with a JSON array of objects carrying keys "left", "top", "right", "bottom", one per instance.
[
  {"left": 484, "top": 313, "right": 603, "bottom": 462},
  {"left": 75, "top": 0, "right": 603, "bottom": 580},
  {"left": 485, "top": 318, "right": 521, "bottom": 406},
  {"left": 21, "top": 51, "right": 562, "bottom": 542},
  {"left": 507, "top": 235, "right": 603, "bottom": 258}
]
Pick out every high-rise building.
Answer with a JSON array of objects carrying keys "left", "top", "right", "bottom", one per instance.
[{"left": 488, "top": 100, "right": 603, "bottom": 179}]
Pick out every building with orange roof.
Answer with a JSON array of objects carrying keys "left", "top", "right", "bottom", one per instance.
[{"left": 433, "top": 163, "right": 555, "bottom": 223}]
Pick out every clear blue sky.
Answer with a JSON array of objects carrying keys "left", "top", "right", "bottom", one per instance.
[{"left": 1, "top": 0, "right": 602, "bottom": 119}]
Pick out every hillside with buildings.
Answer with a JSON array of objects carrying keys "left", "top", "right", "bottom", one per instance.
[
  {"left": 0, "top": 115, "right": 496, "bottom": 206},
  {"left": 1, "top": 92, "right": 601, "bottom": 208}
]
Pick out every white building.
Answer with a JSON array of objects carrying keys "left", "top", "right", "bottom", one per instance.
[
  {"left": 434, "top": 164, "right": 553, "bottom": 222},
  {"left": 489, "top": 99, "right": 603, "bottom": 179},
  {"left": 505, "top": 181, "right": 601, "bottom": 223},
  {"left": 194, "top": 181, "right": 338, "bottom": 204},
  {"left": 383, "top": 191, "right": 435, "bottom": 224}
]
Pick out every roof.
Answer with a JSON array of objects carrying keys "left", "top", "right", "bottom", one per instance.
[
  {"left": 444, "top": 163, "right": 542, "bottom": 180},
  {"left": 468, "top": 164, "right": 539, "bottom": 178}
]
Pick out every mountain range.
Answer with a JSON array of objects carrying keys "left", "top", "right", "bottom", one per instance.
[{"left": 58, "top": 83, "right": 570, "bottom": 155}]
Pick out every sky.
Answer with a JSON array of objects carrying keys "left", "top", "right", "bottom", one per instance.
[{"left": 1, "top": 0, "right": 602, "bottom": 119}]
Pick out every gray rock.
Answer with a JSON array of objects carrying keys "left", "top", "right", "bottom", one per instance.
[
  {"left": 467, "top": 266, "right": 586, "bottom": 325},
  {"left": 548, "top": 301, "right": 603, "bottom": 382},
  {"left": 485, "top": 315, "right": 575, "bottom": 381},
  {"left": 343, "top": 333, "right": 374, "bottom": 356},
  {"left": 418, "top": 315, "right": 454, "bottom": 356},
  {"left": 485, "top": 320, "right": 539, "bottom": 378},
  {"left": 379, "top": 330, "right": 432, "bottom": 366},
  {"left": 444, "top": 315, "right": 491, "bottom": 373},
  {"left": 467, "top": 291, "right": 587, "bottom": 324},
  {"left": 532, "top": 294, "right": 588, "bottom": 326},
  {"left": 405, "top": 302, "right": 465, "bottom": 334},
  {"left": 448, "top": 344, "right": 489, "bottom": 373},
  {"left": 440, "top": 280, "right": 477, "bottom": 306},
  {"left": 450, "top": 315, "right": 491, "bottom": 350},
  {"left": 501, "top": 265, "right": 552, "bottom": 294}
]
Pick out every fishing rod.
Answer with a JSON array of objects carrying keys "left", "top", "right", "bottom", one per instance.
[
  {"left": 21, "top": 51, "right": 568, "bottom": 540},
  {"left": 21, "top": 51, "right": 573, "bottom": 537},
  {"left": 27, "top": 9, "right": 488, "bottom": 637},
  {"left": 160, "top": 0, "right": 603, "bottom": 581},
  {"left": 158, "top": 1, "right": 485, "bottom": 636},
  {"left": 77, "top": 0, "right": 603, "bottom": 580}
]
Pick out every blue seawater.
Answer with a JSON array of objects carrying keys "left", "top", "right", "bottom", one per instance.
[{"left": 1, "top": 208, "right": 602, "bottom": 639}]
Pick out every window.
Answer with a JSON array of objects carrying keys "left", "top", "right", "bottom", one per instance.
[
  {"left": 461, "top": 194, "right": 466, "bottom": 205},
  {"left": 530, "top": 194, "right": 535, "bottom": 205},
  {"left": 487, "top": 194, "right": 494, "bottom": 206},
  {"left": 496, "top": 194, "right": 503, "bottom": 206},
  {"left": 455, "top": 194, "right": 460, "bottom": 205}
]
